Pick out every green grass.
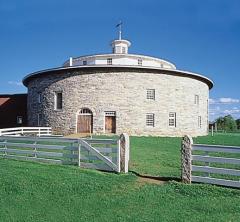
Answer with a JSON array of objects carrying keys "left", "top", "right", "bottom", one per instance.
[
  {"left": 0, "top": 133, "right": 239, "bottom": 221},
  {"left": 0, "top": 159, "right": 240, "bottom": 222},
  {"left": 130, "top": 136, "right": 181, "bottom": 177},
  {"left": 195, "top": 133, "right": 240, "bottom": 146}
]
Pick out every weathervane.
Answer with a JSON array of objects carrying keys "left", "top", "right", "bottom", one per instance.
[{"left": 116, "top": 21, "right": 123, "bottom": 40}]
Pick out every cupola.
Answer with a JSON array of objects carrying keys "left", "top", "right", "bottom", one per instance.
[{"left": 111, "top": 21, "right": 131, "bottom": 54}]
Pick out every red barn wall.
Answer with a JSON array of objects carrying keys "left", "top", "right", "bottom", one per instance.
[{"left": 0, "top": 94, "right": 27, "bottom": 128}]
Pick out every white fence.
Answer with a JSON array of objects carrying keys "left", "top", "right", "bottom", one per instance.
[
  {"left": 0, "top": 127, "right": 52, "bottom": 137},
  {"left": 181, "top": 135, "right": 240, "bottom": 188},
  {"left": 0, "top": 134, "right": 129, "bottom": 173}
]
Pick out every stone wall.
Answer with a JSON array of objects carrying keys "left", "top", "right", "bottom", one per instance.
[{"left": 27, "top": 68, "right": 210, "bottom": 136}]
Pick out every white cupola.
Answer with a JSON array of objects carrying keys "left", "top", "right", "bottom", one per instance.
[
  {"left": 111, "top": 39, "right": 131, "bottom": 54},
  {"left": 111, "top": 21, "right": 131, "bottom": 54}
]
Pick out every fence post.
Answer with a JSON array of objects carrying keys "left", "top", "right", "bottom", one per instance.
[
  {"left": 119, "top": 133, "right": 130, "bottom": 173},
  {"left": 78, "top": 141, "right": 81, "bottom": 167},
  {"left": 116, "top": 139, "right": 121, "bottom": 173},
  {"left": 34, "top": 137, "right": 37, "bottom": 159},
  {"left": 181, "top": 135, "right": 193, "bottom": 184}
]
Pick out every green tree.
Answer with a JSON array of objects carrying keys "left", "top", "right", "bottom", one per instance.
[
  {"left": 216, "top": 115, "right": 237, "bottom": 131},
  {"left": 236, "top": 119, "right": 240, "bottom": 129}
]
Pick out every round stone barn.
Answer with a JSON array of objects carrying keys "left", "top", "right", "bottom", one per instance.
[{"left": 23, "top": 36, "right": 213, "bottom": 136}]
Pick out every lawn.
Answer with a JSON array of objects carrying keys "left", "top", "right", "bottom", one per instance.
[{"left": 0, "top": 133, "right": 239, "bottom": 222}]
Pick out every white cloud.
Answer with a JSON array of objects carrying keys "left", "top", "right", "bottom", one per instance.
[
  {"left": 223, "top": 109, "right": 240, "bottom": 115},
  {"left": 209, "top": 97, "right": 240, "bottom": 104},
  {"left": 8, "top": 81, "right": 23, "bottom": 86},
  {"left": 219, "top": 97, "right": 239, "bottom": 104}
]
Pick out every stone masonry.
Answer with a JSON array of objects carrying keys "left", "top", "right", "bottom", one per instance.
[{"left": 26, "top": 67, "right": 210, "bottom": 136}]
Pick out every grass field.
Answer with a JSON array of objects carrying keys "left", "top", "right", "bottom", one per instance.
[{"left": 0, "top": 133, "right": 239, "bottom": 221}]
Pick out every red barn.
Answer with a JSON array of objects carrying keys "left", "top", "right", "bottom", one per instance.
[{"left": 0, "top": 94, "right": 27, "bottom": 128}]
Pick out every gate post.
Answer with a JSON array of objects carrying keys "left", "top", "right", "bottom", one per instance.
[
  {"left": 78, "top": 141, "right": 81, "bottom": 167},
  {"left": 181, "top": 135, "right": 193, "bottom": 184},
  {"left": 119, "top": 133, "right": 130, "bottom": 173}
]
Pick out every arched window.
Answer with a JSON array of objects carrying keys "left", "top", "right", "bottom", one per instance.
[{"left": 79, "top": 108, "right": 92, "bottom": 115}]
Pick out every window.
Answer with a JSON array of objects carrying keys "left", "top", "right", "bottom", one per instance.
[
  {"left": 17, "top": 116, "right": 23, "bottom": 124},
  {"left": 138, "top": 59, "right": 142, "bottom": 66},
  {"left": 198, "top": 116, "right": 202, "bottom": 128},
  {"left": 83, "top": 60, "right": 87, "bottom": 65},
  {"left": 38, "top": 92, "right": 42, "bottom": 103},
  {"left": 194, "top": 95, "right": 199, "bottom": 105},
  {"left": 105, "top": 111, "right": 116, "bottom": 116},
  {"left": 55, "top": 92, "right": 63, "bottom": 110},
  {"left": 107, "top": 58, "right": 112, "bottom": 65},
  {"left": 122, "top": 47, "right": 126, "bottom": 54},
  {"left": 79, "top": 108, "right": 92, "bottom": 115},
  {"left": 37, "top": 114, "right": 41, "bottom": 126},
  {"left": 147, "top": 89, "right": 155, "bottom": 100},
  {"left": 169, "top": 112, "right": 176, "bottom": 127},
  {"left": 146, "top": 113, "right": 155, "bottom": 127}
]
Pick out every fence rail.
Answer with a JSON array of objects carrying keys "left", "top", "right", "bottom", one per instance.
[
  {"left": 0, "top": 134, "right": 129, "bottom": 173},
  {"left": 181, "top": 135, "right": 240, "bottom": 188},
  {"left": 0, "top": 127, "right": 52, "bottom": 137}
]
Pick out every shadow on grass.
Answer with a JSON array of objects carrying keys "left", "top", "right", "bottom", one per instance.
[{"left": 129, "top": 170, "right": 181, "bottom": 182}]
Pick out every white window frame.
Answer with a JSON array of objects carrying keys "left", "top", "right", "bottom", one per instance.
[
  {"left": 17, "top": 116, "right": 23, "bottom": 124},
  {"left": 147, "top": 89, "right": 155, "bottom": 100},
  {"left": 169, "top": 112, "right": 176, "bottom": 127},
  {"left": 146, "top": 113, "right": 155, "bottom": 127},
  {"left": 194, "top": 95, "right": 199, "bottom": 105},
  {"left": 54, "top": 91, "right": 63, "bottom": 110},
  {"left": 107, "top": 58, "right": 112, "bottom": 65}
]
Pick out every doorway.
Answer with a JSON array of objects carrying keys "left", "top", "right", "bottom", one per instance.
[
  {"left": 77, "top": 108, "right": 93, "bottom": 134},
  {"left": 105, "top": 111, "right": 116, "bottom": 133}
]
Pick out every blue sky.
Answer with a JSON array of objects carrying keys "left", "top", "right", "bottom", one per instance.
[{"left": 0, "top": 0, "right": 240, "bottom": 120}]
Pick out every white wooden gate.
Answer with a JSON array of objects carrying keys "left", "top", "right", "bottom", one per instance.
[{"left": 0, "top": 134, "right": 129, "bottom": 173}]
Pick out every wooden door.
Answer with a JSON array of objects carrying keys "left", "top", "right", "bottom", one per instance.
[
  {"left": 105, "top": 116, "right": 116, "bottom": 133},
  {"left": 77, "top": 115, "right": 92, "bottom": 133}
]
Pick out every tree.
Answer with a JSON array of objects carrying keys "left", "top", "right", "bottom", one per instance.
[
  {"left": 236, "top": 119, "right": 240, "bottom": 130},
  {"left": 215, "top": 115, "right": 237, "bottom": 131}
]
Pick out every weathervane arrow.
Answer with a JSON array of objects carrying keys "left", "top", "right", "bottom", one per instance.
[{"left": 116, "top": 21, "right": 123, "bottom": 40}]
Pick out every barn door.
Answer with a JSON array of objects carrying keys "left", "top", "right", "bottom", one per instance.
[
  {"left": 77, "top": 108, "right": 93, "bottom": 134},
  {"left": 105, "top": 111, "right": 116, "bottom": 133}
]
